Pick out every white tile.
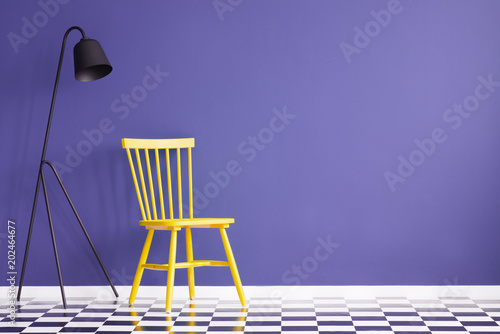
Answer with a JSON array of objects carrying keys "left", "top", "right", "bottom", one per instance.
[
  {"left": 12, "top": 313, "right": 45, "bottom": 318},
  {"left": 315, "top": 307, "right": 349, "bottom": 312},
  {"left": 418, "top": 311, "right": 454, "bottom": 317},
  {"left": 176, "top": 315, "right": 212, "bottom": 321},
  {"left": 281, "top": 320, "right": 317, "bottom": 326},
  {"left": 75, "top": 312, "right": 114, "bottom": 318},
  {"left": 97, "top": 325, "right": 137, "bottom": 331},
  {"left": 243, "top": 325, "right": 282, "bottom": 331},
  {"left": 424, "top": 320, "right": 463, "bottom": 326},
  {"left": 0, "top": 321, "right": 31, "bottom": 328},
  {"left": 209, "top": 321, "right": 246, "bottom": 326},
  {"left": 426, "top": 332, "right": 472, "bottom": 334},
  {"left": 455, "top": 315, "right": 495, "bottom": 321},
  {"left": 386, "top": 316, "right": 423, "bottom": 322},
  {"left": 106, "top": 315, "right": 143, "bottom": 321},
  {"left": 441, "top": 299, "right": 475, "bottom": 304},
  {"left": 448, "top": 307, "right": 483, "bottom": 312},
  {"left": 463, "top": 326, "right": 500, "bottom": 332},
  {"left": 64, "top": 322, "right": 104, "bottom": 327},
  {"left": 391, "top": 325, "right": 429, "bottom": 332},
  {"left": 351, "top": 331, "right": 393, "bottom": 334},
  {"left": 281, "top": 311, "right": 316, "bottom": 316},
  {"left": 349, "top": 311, "right": 385, "bottom": 316},
  {"left": 33, "top": 316, "right": 72, "bottom": 322},
  {"left": 316, "top": 315, "right": 351, "bottom": 321},
  {"left": 22, "top": 327, "right": 65, "bottom": 332},
  {"left": 352, "top": 320, "right": 391, "bottom": 326},
  {"left": 19, "top": 305, "right": 54, "bottom": 309},
  {"left": 245, "top": 315, "right": 281, "bottom": 321},
  {"left": 168, "top": 325, "right": 209, "bottom": 331},
  {"left": 318, "top": 325, "right": 356, "bottom": 331},
  {"left": 136, "top": 320, "right": 176, "bottom": 326}
]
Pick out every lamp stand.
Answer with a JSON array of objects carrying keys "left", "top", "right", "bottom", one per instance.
[{"left": 17, "top": 26, "right": 119, "bottom": 308}]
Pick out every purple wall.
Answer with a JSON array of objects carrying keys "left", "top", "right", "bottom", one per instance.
[{"left": 1, "top": 0, "right": 500, "bottom": 287}]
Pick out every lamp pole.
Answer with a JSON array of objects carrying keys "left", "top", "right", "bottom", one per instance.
[{"left": 17, "top": 26, "right": 118, "bottom": 308}]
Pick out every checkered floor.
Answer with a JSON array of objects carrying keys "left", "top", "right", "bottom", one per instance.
[{"left": 1, "top": 295, "right": 500, "bottom": 333}]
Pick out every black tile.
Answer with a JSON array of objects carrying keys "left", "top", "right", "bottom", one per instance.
[
  {"left": 207, "top": 325, "right": 245, "bottom": 331},
  {"left": 355, "top": 326, "right": 392, "bottom": 331},
  {"left": 71, "top": 317, "right": 107, "bottom": 322},
  {"left": 385, "top": 311, "right": 420, "bottom": 316},
  {"left": 172, "top": 320, "right": 210, "bottom": 326},
  {"left": 59, "top": 327, "right": 100, "bottom": 332},
  {"left": 29, "top": 321, "right": 68, "bottom": 327},
  {"left": 421, "top": 317, "right": 458, "bottom": 323},
  {"left": 316, "top": 311, "right": 350, "bottom": 317},
  {"left": 245, "top": 320, "right": 281, "bottom": 326},
  {"left": 103, "top": 320, "right": 140, "bottom": 325},
  {"left": 427, "top": 326, "right": 467, "bottom": 331},
  {"left": 421, "top": 316, "right": 457, "bottom": 321},
  {"left": 460, "top": 321, "right": 499, "bottom": 326},
  {"left": 282, "top": 316, "right": 316, "bottom": 321},
  {"left": 282, "top": 308, "right": 316, "bottom": 312},
  {"left": 317, "top": 320, "right": 353, "bottom": 326},
  {"left": 133, "top": 325, "right": 173, "bottom": 331},
  {"left": 140, "top": 316, "right": 177, "bottom": 321},
  {"left": 390, "top": 320, "right": 426, "bottom": 326},
  {"left": 211, "top": 316, "right": 247, "bottom": 321},
  {"left": 453, "top": 312, "right": 488, "bottom": 317},
  {"left": 351, "top": 316, "right": 387, "bottom": 321},
  {"left": 0, "top": 327, "right": 27, "bottom": 332},
  {"left": 281, "top": 325, "right": 319, "bottom": 331}
]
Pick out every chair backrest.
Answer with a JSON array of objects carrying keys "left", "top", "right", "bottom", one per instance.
[{"left": 122, "top": 138, "right": 195, "bottom": 221}]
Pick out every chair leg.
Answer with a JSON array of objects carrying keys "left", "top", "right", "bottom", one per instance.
[
  {"left": 185, "top": 227, "right": 195, "bottom": 300},
  {"left": 219, "top": 228, "right": 246, "bottom": 306},
  {"left": 129, "top": 229, "right": 154, "bottom": 305},
  {"left": 166, "top": 229, "right": 178, "bottom": 313}
]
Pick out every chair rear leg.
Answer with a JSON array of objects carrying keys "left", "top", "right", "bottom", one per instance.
[
  {"left": 129, "top": 229, "right": 154, "bottom": 305},
  {"left": 166, "top": 228, "right": 179, "bottom": 313},
  {"left": 219, "top": 228, "right": 246, "bottom": 306},
  {"left": 185, "top": 227, "right": 195, "bottom": 299}
]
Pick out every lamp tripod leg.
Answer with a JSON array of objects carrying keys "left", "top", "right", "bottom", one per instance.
[
  {"left": 17, "top": 167, "right": 43, "bottom": 302},
  {"left": 44, "top": 161, "right": 119, "bottom": 298},
  {"left": 40, "top": 169, "right": 67, "bottom": 308}
]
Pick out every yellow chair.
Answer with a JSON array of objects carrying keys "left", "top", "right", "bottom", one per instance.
[{"left": 122, "top": 138, "right": 246, "bottom": 312}]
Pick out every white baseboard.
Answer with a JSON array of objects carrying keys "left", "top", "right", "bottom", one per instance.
[{"left": 2, "top": 285, "right": 500, "bottom": 301}]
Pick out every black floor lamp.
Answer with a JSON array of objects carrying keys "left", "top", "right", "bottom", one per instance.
[{"left": 17, "top": 26, "right": 119, "bottom": 308}]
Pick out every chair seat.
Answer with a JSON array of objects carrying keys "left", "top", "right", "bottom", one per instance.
[{"left": 140, "top": 217, "right": 234, "bottom": 228}]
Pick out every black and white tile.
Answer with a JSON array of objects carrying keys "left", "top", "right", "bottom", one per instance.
[{"left": 1, "top": 292, "right": 499, "bottom": 333}]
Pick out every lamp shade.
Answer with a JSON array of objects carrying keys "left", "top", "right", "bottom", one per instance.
[{"left": 73, "top": 37, "right": 112, "bottom": 82}]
